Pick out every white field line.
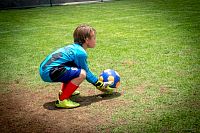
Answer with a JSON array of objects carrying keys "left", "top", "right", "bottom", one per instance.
[{"left": 52, "top": 0, "right": 112, "bottom": 6}]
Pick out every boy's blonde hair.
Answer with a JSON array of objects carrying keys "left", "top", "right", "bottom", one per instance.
[{"left": 73, "top": 24, "right": 96, "bottom": 45}]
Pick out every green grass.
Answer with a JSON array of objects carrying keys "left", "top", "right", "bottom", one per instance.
[{"left": 0, "top": 0, "right": 200, "bottom": 132}]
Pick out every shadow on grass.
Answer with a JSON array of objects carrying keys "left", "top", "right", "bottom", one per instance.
[{"left": 43, "top": 92, "right": 121, "bottom": 110}]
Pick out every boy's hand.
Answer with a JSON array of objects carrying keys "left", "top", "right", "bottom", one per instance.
[
  {"left": 94, "top": 80, "right": 113, "bottom": 92},
  {"left": 103, "top": 86, "right": 114, "bottom": 95},
  {"left": 94, "top": 80, "right": 104, "bottom": 90}
]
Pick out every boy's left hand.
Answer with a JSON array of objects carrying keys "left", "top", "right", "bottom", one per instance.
[{"left": 94, "top": 80, "right": 113, "bottom": 92}]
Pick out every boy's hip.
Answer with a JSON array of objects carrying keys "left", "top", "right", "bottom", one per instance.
[{"left": 40, "top": 66, "right": 81, "bottom": 83}]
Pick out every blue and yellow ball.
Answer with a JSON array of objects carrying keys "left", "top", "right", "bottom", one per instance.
[{"left": 99, "top": 69, "right": 120, "bottom": 88}]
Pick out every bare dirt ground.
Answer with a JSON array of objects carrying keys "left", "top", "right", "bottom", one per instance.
[{"left": 0, "top": 83, "right": 127, "bottom": 133}]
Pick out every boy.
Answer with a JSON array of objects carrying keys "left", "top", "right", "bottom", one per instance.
[{"left": 39, "top": 24, "right": 112, "bottom": 109}]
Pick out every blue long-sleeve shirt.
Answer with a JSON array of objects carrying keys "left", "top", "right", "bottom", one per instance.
[{"left": 39, "top": 43, "right": 98, "bottom": 84}]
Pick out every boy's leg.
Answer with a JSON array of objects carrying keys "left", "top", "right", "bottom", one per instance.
[
  {"left": 60, "top": 83, "right": 80, "bottom": 96},
  {"left": 55, "top": 68, "right": 86, "bottom": 108},
  {"left": 59, "top": 81, "right": 78, "bottom": 100},
  {"left": 59, "top": 69, "right": 86, "bottom": 100}
]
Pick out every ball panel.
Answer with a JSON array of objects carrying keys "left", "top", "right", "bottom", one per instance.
[
  {"left": 110, "top": 84, "right": 116, "bottom": 88},
  {"left": 108, "top": 76, "right": 114, "bottom": 82},
  {"left": 115, "top": 71, "right": 120, "bottom": 77},
  {"left": 104, "top": 69, "right": 112, "bottom": 73},
  {"left": 99, "top": 76, "right": 104, "bottom": 82},
  {"left": 116, "top": 82, "right": 121, "bottom": 88}
]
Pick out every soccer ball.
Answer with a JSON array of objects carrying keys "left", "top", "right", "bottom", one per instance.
[{"left": 99, "top": 69, "right": 120, "bottom": 88}]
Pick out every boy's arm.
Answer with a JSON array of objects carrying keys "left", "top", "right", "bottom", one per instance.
[
  {"left": 78, "top": 55, "right": 113, "bottom": 93},
  {"left": 78, "top": 55, "right": 98, "bottom": 84}
]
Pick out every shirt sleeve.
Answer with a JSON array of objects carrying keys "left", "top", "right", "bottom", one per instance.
[{"left": 77, "top": 55, "right": 98, "bottom": 84}]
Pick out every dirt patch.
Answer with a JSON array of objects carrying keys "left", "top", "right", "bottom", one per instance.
[
  {"left": 0, "top": 83, "right": 128, "bottom": 133},
  {"left": 135, "top": 83, "right": 152, "bottom": 95},
  {"left": 159, "top": 86, "right": 173, "bottom": 95}
]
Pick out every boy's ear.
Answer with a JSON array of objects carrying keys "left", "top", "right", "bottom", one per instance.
[{"left": 85, "top": 38, "right": 89, "bottom": 43}]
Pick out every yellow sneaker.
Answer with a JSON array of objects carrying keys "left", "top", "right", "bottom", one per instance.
[
  {"left": 58, "top": 90, "right": 80, "bottom": 97},
  {"left": 72, "top": 90, "right": 80, "bottom": 96},
  {"left": 55, "top": 99, "right": 80, "bottom": 109}
]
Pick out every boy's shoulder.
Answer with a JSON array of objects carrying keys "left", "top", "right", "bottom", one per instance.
[
  {"left": 64, "top": 43, "right": 87, "bottom": 55},
  {"left": 65, "top": 43, "right": 81, "bottom": 48}
]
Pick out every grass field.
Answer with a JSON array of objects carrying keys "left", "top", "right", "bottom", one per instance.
[{"left": 0, "top": 0, "right": 200, "bottom": 132}]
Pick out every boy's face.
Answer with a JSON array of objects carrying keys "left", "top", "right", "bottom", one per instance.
[{"left": 86, "top": 31, "right": 96, "bottom": 48}]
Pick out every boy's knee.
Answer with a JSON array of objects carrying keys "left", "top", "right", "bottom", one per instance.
[{"left": 80, "top": 69, "right": 86, "bottom": 79}]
